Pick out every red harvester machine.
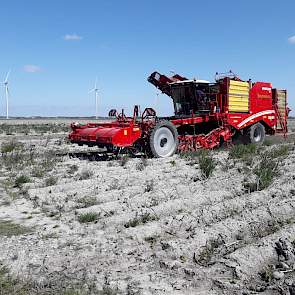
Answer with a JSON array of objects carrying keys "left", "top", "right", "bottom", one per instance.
[{"left": 69, "top": 71, "right": 289, "bottom": 158}]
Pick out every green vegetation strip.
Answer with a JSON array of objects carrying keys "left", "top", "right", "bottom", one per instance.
[
  {"left": 0, "top": 220, "right": 32, "bottom": 237},
  {"left": 0, "top": 266, "right": 109, "bottom": 294}
]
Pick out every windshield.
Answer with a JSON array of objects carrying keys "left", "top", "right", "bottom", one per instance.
[
  {"left": 171, "top": 84, "right": 196, "bottom": 115},
  {"left": 170, "top": 83, "right": 218, "bottom": 115}
]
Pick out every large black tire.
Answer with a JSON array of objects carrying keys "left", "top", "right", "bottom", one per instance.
[
  {"left": 149, "top": 121, "right": 178, "bottom": 158},
  {"left": 246, "top": 122, "right": 266, "bottom": 144}
]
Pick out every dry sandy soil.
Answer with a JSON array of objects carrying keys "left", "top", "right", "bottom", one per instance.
[{"left": 0, "top": 119, "right": 295, "bottom": 294}]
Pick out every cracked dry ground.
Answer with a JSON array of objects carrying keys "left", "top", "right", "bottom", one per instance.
[{"left": 1, "top": 136, "right": 295, "bottom": 294}]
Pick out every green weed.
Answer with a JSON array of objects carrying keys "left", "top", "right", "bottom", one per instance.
[
  {"left": 124, "top": 212, "right": 158, "bottom": 228},
  {"left": 198, "top": 150, "right": 216, "bottom": 178},
  {"left": 229, "top": 144, "right": 257, "bottom": 160},
  {"left": 14, "top": 175, "right": 31, "bottom": 188},
  {"left": 78, "top": 212, "right": 99, "bottom": 223},
  {"left": 0, "top": 220, "right": 32, "bottom": 237}
]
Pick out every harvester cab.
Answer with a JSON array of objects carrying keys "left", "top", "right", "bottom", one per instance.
[
  {"left": 148, "top": 71, "right": 217, "bottom": 116},
  {"left": 169, "top": 80, "right": 218, "bottom": 116}
]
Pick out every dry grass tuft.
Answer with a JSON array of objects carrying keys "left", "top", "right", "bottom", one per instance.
[
  {"left": 78, "top": 212, "right": 99, "bottom": 223},
  {"left": 0, "top": 220, "right": 32, "bottom": 237},
  {"left": 124, "top": 212, "right": 159, "bottom": 228},
  {"left": 45, "top": 176, "right": 58, "bottom": 187},
  {"left": 76, "top": 196, "right": 98, "bottom": 208}
]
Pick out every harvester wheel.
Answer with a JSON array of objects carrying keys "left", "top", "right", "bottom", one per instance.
[
  {"left": 247, "top": 122, "right": 265, "bottom": 144},
  {"left": 149, "top": 121, "right": 178, "bottom": 158}
]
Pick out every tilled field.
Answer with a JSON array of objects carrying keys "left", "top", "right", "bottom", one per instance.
[{"left": 0, "top": 123, "right": 295, "bottom": 294}]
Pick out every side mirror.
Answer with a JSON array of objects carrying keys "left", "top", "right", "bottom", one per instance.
[{"left": 133, "top": 105, "right": 139, "bottom": 118}]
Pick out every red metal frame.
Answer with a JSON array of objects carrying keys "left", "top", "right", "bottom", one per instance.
[{"left": 69, "top": 72, "right": 289, "bottom": 153}]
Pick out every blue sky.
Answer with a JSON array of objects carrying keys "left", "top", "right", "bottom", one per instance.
[{"left": 1, "top": 0, "right": 295, "bottom": 117}]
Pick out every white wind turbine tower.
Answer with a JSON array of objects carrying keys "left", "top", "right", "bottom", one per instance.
[
  {"left": 89, "top": 78, "right": 99, "bottom": 119},
  {"left": 3, "top": 70, "right": 11, "bottom": 119}
]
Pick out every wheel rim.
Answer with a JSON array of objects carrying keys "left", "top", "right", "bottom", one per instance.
[
  {"left": 153, "top": 127, "right": 176, "bottom": 157},
  {"left": 253, "top": 127, "right": 262, "bottom": 142}
]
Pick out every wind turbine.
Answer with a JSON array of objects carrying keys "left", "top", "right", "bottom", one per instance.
[
  {"left": 89, "top": 78, "right": 99, "bottom": 119},
  {"left": 3, "top": 70, "right": 11, "bottom": 119}
]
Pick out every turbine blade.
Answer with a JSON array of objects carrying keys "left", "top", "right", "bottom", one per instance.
[
  {"left": 95, "top": 77, "right": 98, "bottom": 89},
  {"left": 88, "top": 88, "right": 95, "bottom": 93},
  {"left": 4, "top": 70, "right": 11, "bottom": 83}
]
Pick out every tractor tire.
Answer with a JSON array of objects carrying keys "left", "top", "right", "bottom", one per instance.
[
  {"left": 246, "top": 122, "right": 265, "bottom": 145},
  {"left": 149, "top": 121, "right": 178, "bottom": 158}
]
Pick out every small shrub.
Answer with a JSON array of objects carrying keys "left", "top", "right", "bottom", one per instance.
[
  {"left": 268, "top": 145, "right": 289, "bottom": 159},
  {"left": 31, "top": 166, "right": 45, "bottom": 178},
  {"left": 0, "top": 220, "right": 32, "bottom": 236},
  {"left": 14, "top": 175, "right": 31, "bottom": 188},
  {"left": 259, "top": 265, "right": 274, "bottom": 282},
  {"left": 124, "top": 212, "right": 158, "bottom": 228},
  {"left": 0, "top": 264, "right": 100, "bottom": 294},
  {"left": 243, "top": 155, "right": 279, "bottom": 192},
  {"left": 198, "top": 150, "right": 216, "bottom": 178},
  {"left": 193, "top": 236, "right": 224, "bottom": 266},
  {"left": 250, "top": 219, "right": 281, "bottom": 239},
  {"left": 0, "top": 267, "right": 26, "bottom": 294},
  {"left": 144, "top": 235, "right": 160, "bottom": 248},
  {"left": 229, "top": 144, "right": 257, "bottom": 159},
  {"left": 78, "top": 212, "right": 99, "bottom": 223},
  {"left": 254, "top": 158, "right": 278, "bottom": 190},
  {"left": 1, "top": 140, "right": 23, "bottom": 153},
  {"left": 45, "top": 176, "right": 58, "bottom": 187}
]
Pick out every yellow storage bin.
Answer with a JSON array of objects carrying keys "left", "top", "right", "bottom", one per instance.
[{"left": 228, "top": 80, "right": 249, "bottom": 113}]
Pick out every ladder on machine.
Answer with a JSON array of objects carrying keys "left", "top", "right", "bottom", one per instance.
[{"left": 274, "top": 90, "right": 288, "bottom": 138}]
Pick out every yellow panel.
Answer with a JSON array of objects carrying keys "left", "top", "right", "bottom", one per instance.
[
  {"left": 230, "top": 80, "right": 249, "bottom": 86},
  {"left": 229, "top": 103, "right": 249, "bottom": 108},
  {"left": 229, "top": 106, "right": 249, "bottom": 112},
  {"left": 228, "top": 80, "right": 249, "bottom": 113},
  {"left": 229, "top": 108, "right": 249, "bottom": 112},
  {"left": 229, "top": 95, "right": 249, "bottom": 102},
  {"left": 229, "top": 85, "right": 249, "bottom": 91},
  {"left": 229, "top": 107, "right": 249, "bottom": 112},
  {"left": 229, "top": 92, "right": 249, "bottom": 96}
]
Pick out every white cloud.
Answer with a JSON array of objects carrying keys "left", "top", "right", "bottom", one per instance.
[
  {"left": 288, "top": 35, "right": 295, "bottom": 44},
  {"left": 23, "top": 65, "right": 42, "bottom": 73},
  {"left": 63, "top": 34, "right": 83, "bottom": 41}
]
